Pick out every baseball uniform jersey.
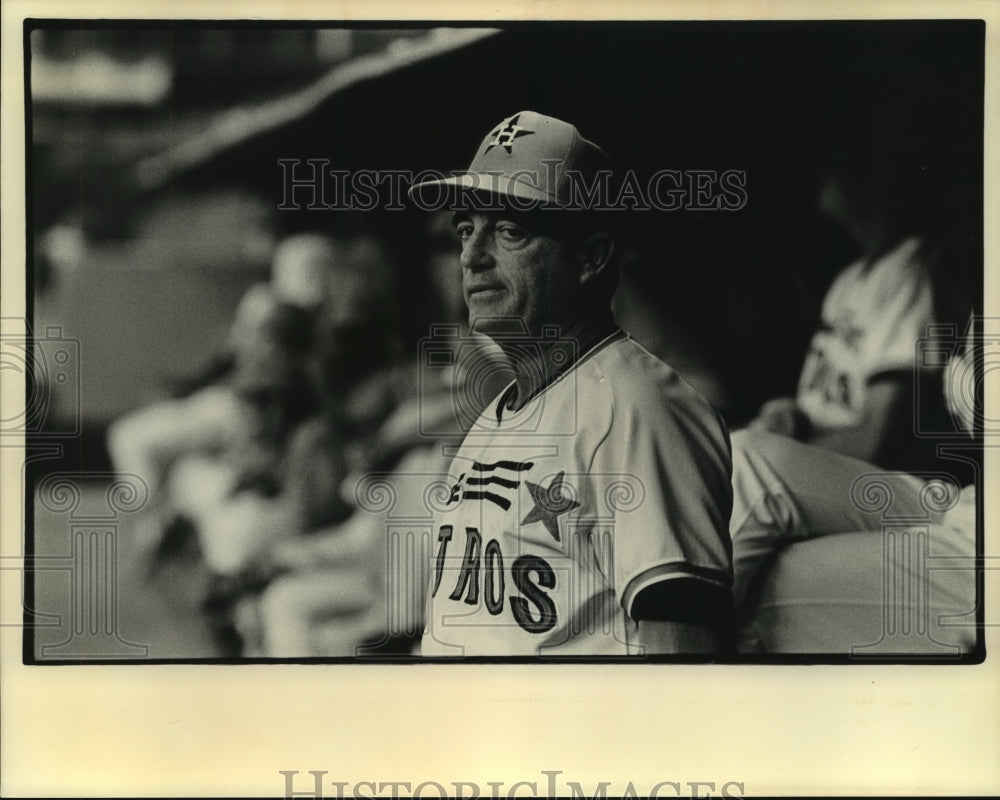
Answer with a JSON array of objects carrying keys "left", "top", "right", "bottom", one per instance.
[
  {"left": 796, "top": 236, "right": 937, "bottom": 431},
  {"left": 421, "top": 328, "right": 734, "bottom": 656}
]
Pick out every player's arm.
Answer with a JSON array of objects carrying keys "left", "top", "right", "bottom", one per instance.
[
  {"left": 107, "top": 387, "right": 238, "bottom": 490},
  {"left": 749, "top": 396, "right": 809, "bottom": 438},
  {"left": 636, "top": 620, "right": 731, "bottom": 654},
  {"left": 597, "top": 375, "right": 737, "bottom": 656},
  {"left": 630, "top": 579, "right": 735, "bottom": 655}
]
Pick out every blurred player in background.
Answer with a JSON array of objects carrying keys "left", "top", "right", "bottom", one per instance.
[
  {"left": 226, "top": 233, "right": 412, "bottom": 655},
  {"left": 736, "top": 314, "right": 980, "bottom": 653},
  {"left": 745, "top": 133, "right": 964, "bottom": 472},
  {"left": 107, "top": 281, "right": 315, "bottom": 559},
  {"left": 252, "top": 215, "right": 511, "bottom": 657},
  {"left": 728, "top": 135, "right": 976, "bottom": 620}
]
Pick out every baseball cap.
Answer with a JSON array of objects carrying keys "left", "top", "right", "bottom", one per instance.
[{"left": 408, "top": 110, "right": 613, "bottom": 209}]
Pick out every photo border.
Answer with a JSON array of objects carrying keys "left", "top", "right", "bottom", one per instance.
[{"left": 2, "top": 0, "right": 998, "bottom": 796}]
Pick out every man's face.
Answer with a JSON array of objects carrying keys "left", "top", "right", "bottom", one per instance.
[{"left": 452, "top": 208, "right": 581, "bottom": 336}]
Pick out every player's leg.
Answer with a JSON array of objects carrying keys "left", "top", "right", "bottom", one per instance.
[
  {"left": 259, "top": 568, "right": 382, "bottom": 657},
  {"left": 728, "top": 429, "right": 945, "bottom": 607},
  {"left": 743, "top": 485, "right": 977, "bottom": 653}
]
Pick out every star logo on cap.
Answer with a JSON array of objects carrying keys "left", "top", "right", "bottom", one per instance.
[
  {"left": 484, "top": 114, "right": 535, "bottom": 155},
  {"left": 520, "top": 471, "right": 580, "bottom": 543}
]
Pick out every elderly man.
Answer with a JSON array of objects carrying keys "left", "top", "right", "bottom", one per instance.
[{"left": 409, "top": 111, "right": 735, "bottom": 656}]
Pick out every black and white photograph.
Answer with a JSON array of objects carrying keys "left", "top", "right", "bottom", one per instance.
[{"left": 1, "top": 1, "right": 997, "bottom": 796}]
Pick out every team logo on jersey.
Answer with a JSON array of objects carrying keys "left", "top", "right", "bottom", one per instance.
[
  {"left": 484, "top": 114, "right": 535, "bottom": 154},
  {"left": 447, "top": 459, "right": 535, "bottom": 510},
  {"left": 520, "top": 471, "right": 580, "bottom": 542}
]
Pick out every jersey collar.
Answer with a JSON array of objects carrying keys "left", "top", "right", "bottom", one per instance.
[{"left": 495, "top": 311, "right": 625, "bottom": 424}]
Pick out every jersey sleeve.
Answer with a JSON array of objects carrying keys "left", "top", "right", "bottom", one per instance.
[{"left": 590, "top": 374, "right": 734, "bottom": 625}]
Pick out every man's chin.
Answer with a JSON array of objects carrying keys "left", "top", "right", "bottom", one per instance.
[{"left": 468, "top": 314, "right": 531, "bottom": 337}]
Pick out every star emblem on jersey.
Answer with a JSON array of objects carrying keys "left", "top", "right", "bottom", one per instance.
[
  {"left": 484, "top": 114, "right": 535, "bottom": 154},
  {"left": 520, "top": 471, "right": 580, "bottom": 542}
]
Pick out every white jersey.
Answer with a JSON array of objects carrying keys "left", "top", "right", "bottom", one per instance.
[
  {"left": 421, "top": 330, "right": 734, "bottom": 657},
  {"left": 797, "top": 237, "right": 937, "bottom": 431}
]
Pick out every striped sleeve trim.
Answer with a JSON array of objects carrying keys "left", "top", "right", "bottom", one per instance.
[{"left": 622, "top": 563, "right": 733, "bottom": 624}]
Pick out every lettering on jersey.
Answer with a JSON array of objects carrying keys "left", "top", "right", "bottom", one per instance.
[
  {"left": 510, "top": 555, "right": 557, "bottom": 634},
  {"left": 446, "top": 460, "right": 535, "bottom": 510},
  {"left": 804, "top": 348, "right": 853, "bottom": 407},
  {"left": 483, "top": 539, "right": 505, "bottom": 616},
  {"left": 431, "top": 525, "right": 453, "bottom": 597},
  {"left": 449, "top": 527, "right": 483, "bottom": 604},
  {"left": 801, "top": 316, "right": 864, "bottom": 411},
  {"left": 433, "top": 526, "right": 557, "bottom": 633}
]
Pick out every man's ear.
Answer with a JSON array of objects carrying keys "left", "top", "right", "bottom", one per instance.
[{"left": 578, "top": 232, "right": 615, "bottom": 288}]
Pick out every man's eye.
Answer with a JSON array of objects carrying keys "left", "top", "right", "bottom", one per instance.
[
  {"left": 455, "top": 223, "right": 474, "bottom": 242},
  {"left": 496, "top": 223, "right": 528, "bottom": 244}
]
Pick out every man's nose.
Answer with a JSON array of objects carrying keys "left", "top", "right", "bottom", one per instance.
[{"left": 459, "top": 228, "right": 493, "bottom": 271}]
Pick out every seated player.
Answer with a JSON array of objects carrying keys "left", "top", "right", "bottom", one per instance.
[
  {"left": 748, "top": 163, "right": 948, "bottom": 474},
  {"left": 729, "top": 143, "right": 975, "bottom": 620},
  {"left": 735, "top": 315, "right": 980, "bottom": 653},
  {"left": 250, "top": 217, "right": 512, "bottom": 658},
  {"left": 107, "top": 283, "right": 315, "bottom": 559},
  {"left": 230, "top": 233, "right": 431, "bottom": 657}
]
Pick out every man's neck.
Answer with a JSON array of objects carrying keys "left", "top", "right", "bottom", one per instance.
[{"left": 498, "top": 308, "right": 619, "bottom": 414}]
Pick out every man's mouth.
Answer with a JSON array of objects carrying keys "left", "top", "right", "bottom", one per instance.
[{"left": 466, "top": 286, "right": 505, "bottom": 301}]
